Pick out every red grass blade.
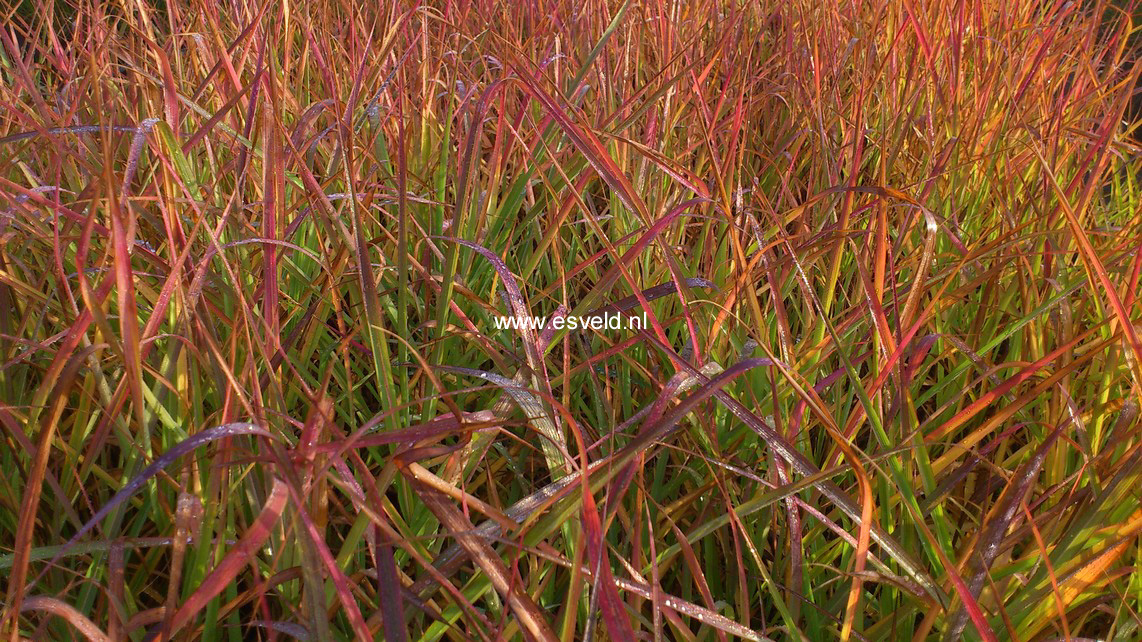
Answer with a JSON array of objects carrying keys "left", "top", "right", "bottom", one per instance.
[{"left": 162, "top": 478, "right": 290, "bottom": 638}]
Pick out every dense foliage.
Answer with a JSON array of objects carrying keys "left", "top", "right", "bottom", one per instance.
[{"left": 2, "top": 0, "right": 1142, "bottom": 639}]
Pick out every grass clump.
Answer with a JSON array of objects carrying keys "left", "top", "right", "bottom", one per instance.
[{"left": 2, "top": 0, "right": 1142, "bottom": 639}]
